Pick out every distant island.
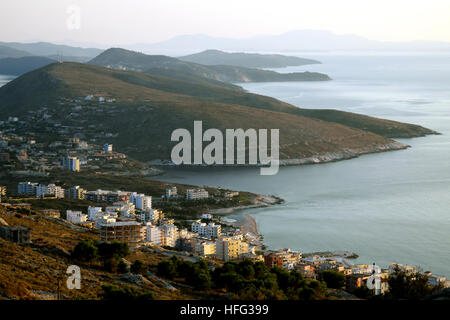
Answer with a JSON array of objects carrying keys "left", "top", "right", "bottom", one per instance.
[
  {"left": 179, "top": 49, "right": 321, "bottom": 68},
  {"left": 89, "top": 48, "right": 331, "bottom": 86}
]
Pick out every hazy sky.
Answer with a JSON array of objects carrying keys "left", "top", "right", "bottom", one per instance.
[{"left": 1, "top": 0, "right": 450, "bottom": 46}]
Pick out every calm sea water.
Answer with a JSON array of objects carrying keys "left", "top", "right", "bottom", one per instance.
[
  {"left": 1, "top": 54, "right": 449, "bottom": 275},
  {"left": 153, "top": 53, "right": 450, "bottom": 276}
]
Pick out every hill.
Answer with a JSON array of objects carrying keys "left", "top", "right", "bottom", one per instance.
[
  {"left": 0, "top": 56, "right": 55, "bottom": 75},
  {"left": 89, "top": 48, "right": 331, "bottom": 86},
  {"left": 0, "top": 62, "right": 435, "bottom": 163},
  {"left": 179, "top": 49, "right": 321, "bottom": 68},
  {"left": 0, "top": 45, "right": 31, "bottom": 59},
  {"left": 0, "top": 205, "right": 197, "bottom": 300},
  {"left": 0, "top": 42, "right": 103, "bottom": 60}
]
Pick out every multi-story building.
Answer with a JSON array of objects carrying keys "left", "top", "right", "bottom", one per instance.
[
  {"left": 36, "top": 184, "right": 64, "bottom": 198},
  {"left": 66, "top": 186, "right": 86, "bottom": 200},
  {"left": 99, "top": 220, "right": 144, "bottom": 249},
  {"left": 18, "top": 182, "right": 38, "bottom": 195},
  {"left": 191, "top": 220, "right": 221, "bottom": 238},
  {"left": 66, "top": 210, "right": 88, "bottom": 224},
  {"left": 166, "top": 186, "right": 177, "bottom": 199},
  {"left": 62, "top": 156, "right": 80, "bottom": 172},
  {"left": 130, "top": 192, "right": 152, "bottom": 211},
  {"left": 0, "top": 186, "right": 6, "bottom": 203},
  {"left": 159, "top": 224, "right": 178, "bottom": 247},
  {"left": 104, "top": 144, "right": 113, "bottom": 153},
  {"left": 140, "top": 209, "right": 163, "bottom": 224},
  {"left": 194, "top": 240, "right": 216, "bottom": 257},
  {"left": 186, "top": 188, "right": 209, "bottom": 200},
  {"left": 85, "top": 189, "right": 130, "bottom": 203},
  {"left": 88, "top": 206, "right": 103, "bottom": 221},
  {"left": 144, "top": 223, "right": 163, "bottom": 245},
  {"left": 215, "top": 235, "right": 249, "bottom": 261}
]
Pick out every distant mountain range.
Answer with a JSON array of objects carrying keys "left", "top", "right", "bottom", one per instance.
[
  {"left": 179, "top": 50, "right": 320, "bottom": 68},
  {"left": 0, "top": 62, "right": 434, "bottom": 163},
  {"left": 127, "top": 30, "right": 450, "bottom": 55},
  {"left": 0, "top": 45, "right": 31, "bottom": 59},
  {"left": 88, "top": 48, "right": 330, "bottom": 88},
  {"left": 0, "top": 56, "right": 55, "bottom": 76},
  {"left": 0, "top": 42, "right": 103, "bottom": 61}
]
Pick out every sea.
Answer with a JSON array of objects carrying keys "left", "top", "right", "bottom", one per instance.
[
  {"left": 151, "top": 52, "right": 450, "bottom": 276},
  {"left": 1, "top": 52, "right": 449, "bottom": 276}
]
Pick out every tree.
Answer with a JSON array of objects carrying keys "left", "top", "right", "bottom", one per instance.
[
  {"left": 387, "top": 266, "right": 437, "bottom": 299},
  {"left": 118, "top": 260, "right": 129, "bottom": 274},
  {"left": 321, "top": 270, "right": 345, "bottom": 289},
  {"left": 72, "top": 240, "right": 98, "bottom": 262},
  {"left": 130, "top": 260, "right": 147, "bottom": 275},
  {"left": 157, "top": 260, "right": 177, "bottom": 279}
]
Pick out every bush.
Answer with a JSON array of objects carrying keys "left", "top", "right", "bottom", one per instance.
[
  {"left": 102, "top": 285, "right": 154, "bottom": 300},
  {"left": 130, "top": 260, "right": 147, "bottom": 275},
  {"left": 71, "top": 240, "right": 98, "bottom": 262},
  {"left": 118, "top": 260, "right": 129, "bottom": 274},
  {"left": 321, "top": 270, "right": 345, "bottom": 289}
]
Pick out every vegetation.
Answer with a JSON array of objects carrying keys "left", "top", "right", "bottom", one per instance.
[
  {"left": 130, "top": 259, "right": 148, "bottom": 275},
  {"left": 320, "top": 270, "right": 346, "bottom": 289},
  {"left": 179, "top": 49, "right": 321, "bottom": 68},
  {"left": 72, "top": 240, "right": 129, "bottom": 272},
  {"left": 101, "top": 284, "right": 154, "bottom": 300},
  {"left": 385, "top": 266, "right": 442, "bottom": 300},
  {"left": 157, "top": 257, "right": 327, "bottom": 300},
  {"left": 0, "top": 62, "right": 434, "bottom": 163},
  {"left": 89, "top": 48, "right": 330, "bottom": 87}
]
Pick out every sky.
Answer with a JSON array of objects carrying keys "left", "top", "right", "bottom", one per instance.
[{"left": 1, "top": 0, "right": 450, "bottom": 46}]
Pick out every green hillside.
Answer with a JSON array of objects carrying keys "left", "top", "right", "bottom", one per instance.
[
  {"left": 89, "top": 48, "right": 331, "bottom": 86},
  {"left": 0, "top": 62, "right": 435, "bottom": 162},
  {"left": 179, "top": 49, "right": 321, "bottom": 68}
]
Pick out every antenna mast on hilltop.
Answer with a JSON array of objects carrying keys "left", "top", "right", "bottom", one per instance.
[{"left": 56, "top": 51, "right": 63, "bottom": 63}]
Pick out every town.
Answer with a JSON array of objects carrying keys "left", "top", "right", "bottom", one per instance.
[{"left": 0, "top": 107, "right": 449, "bottom": 300}]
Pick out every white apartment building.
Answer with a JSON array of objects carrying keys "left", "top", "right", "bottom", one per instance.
[
  {"left": 191, "top": 220, "right": 221, "bottom": 238},
  {"left": 166, "top": 186, "right": 177, "bottom": 199},
  {"left": 88, "top": 206, "right": 103, "bottom": 221},
  {"left": 140, "top": 209, "right": 163, "bottom": 224},
  {"left": 186, "top": 188, "right": 209, "bottom": 200},
  {"left": 36, "top": 184, "right": 64, "bottom": 198},
  {"left": 144, "top": 223, "right": 163, "bottom": 245},
  {"left": 130, "top": 192, "right": 152, "bottom": 211},
  {"left": 159, "top": 224, "right": 178, "bottom": 247},
  {"left": 105, "top": 202, "right": 135, "bottom": 217},
  {"left": 66, "top": 210, "right": 88, "bottom": 224}
]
